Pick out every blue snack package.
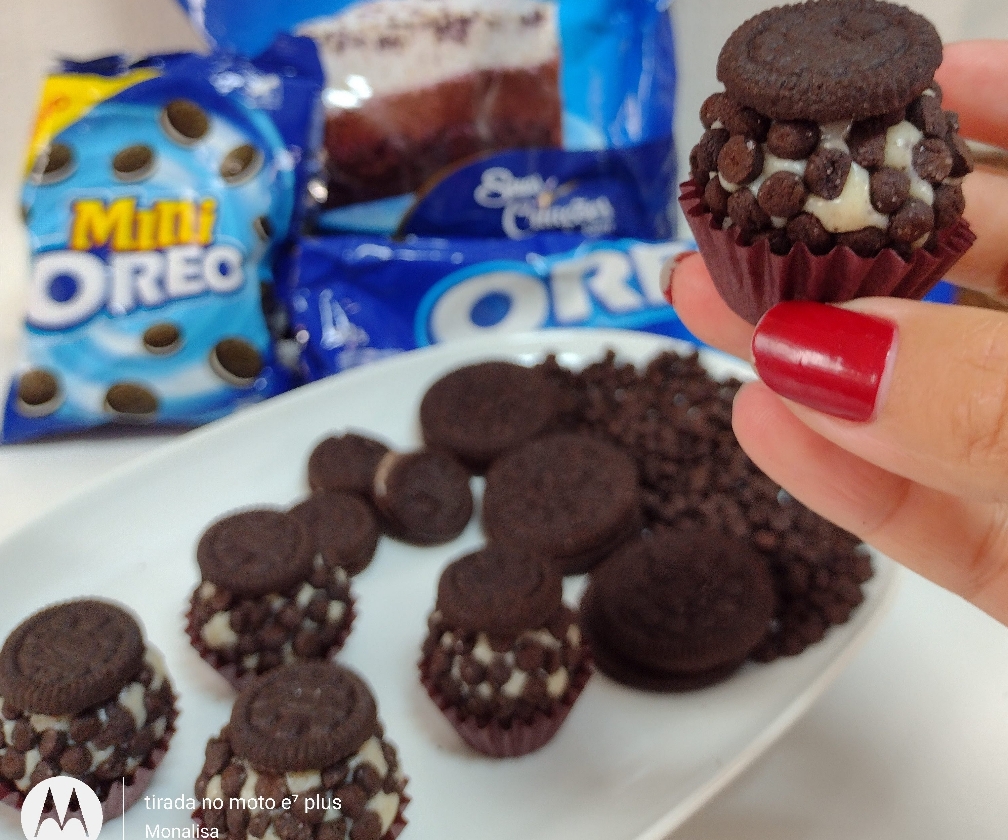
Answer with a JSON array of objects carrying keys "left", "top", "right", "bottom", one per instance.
[
  {"left": 175, "top": 0, "right": 678, "bottom": 241},
  {"left": 285, "top": 233, "right": 694, "bottom": 381},
  {"left": 3, "top": 39, "right": 324, "bottom": 443}
]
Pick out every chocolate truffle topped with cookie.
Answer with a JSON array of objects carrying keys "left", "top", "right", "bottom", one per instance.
[
  {"left": 186, "top": 509, "right": 356, "bottom": 687},
  {"left": 0, "top": 599, "right": 177, "bottom": 818},
  {"left": 681, "top": 0, "right": 975, "bottom": 323},
  {"left": 419, "top": 545, "right": 591, "bottom": 757},
  {"left": 194, "top": 662, "right": 407, "bottom": 840}
]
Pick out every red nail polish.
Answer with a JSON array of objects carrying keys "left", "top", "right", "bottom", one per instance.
[{"left": 751, "top": 301, "right": 897, "bottom": 422}]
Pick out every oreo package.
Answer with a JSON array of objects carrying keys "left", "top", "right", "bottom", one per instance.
[
  {"left": 3, "top": 39, "right": 323, "bottom": 443},
  {"left": 175, "top": 0, "right": 678, "bottom": 241},
  {"left": 285, "top": 234, "right": 693, "bottom": 382}
]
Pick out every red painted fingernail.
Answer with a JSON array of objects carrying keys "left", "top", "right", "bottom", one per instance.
[
  {"left": 751, "top": 301, "right": 897, "bottom": 422},
  {"left": 659, "top": 249, "right": 697, "bottom": 307}
]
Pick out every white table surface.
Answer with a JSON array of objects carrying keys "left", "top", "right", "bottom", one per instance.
[{"left": 1, "top": 1, "right": 1007, "bottom": 838}]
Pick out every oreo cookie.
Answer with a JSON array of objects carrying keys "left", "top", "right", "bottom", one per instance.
[
  {"left": 220, "top": 143, "right": 264, "bottom": 185},
  {"left": 142, "top": 322, "right": 183, "bottom": 355},
  {"left": 419, "top": 361, "right": 561, "bottom": 472},
  {"left": 197, "top": 509, "right": 314, "bottom": 598},
  {"left": 33, "top": 142, "right": 75, "bottom": 185},
  {"left": 717, "top": 0, "right": 943, "bottom": 123},
  {"left": 436, "top": 546, "right": 563, "bottom": 638},
  {"left": 0, "top": 600, "right": 145, "bottom": 716},
  {"left": 308, "top": 432, "right": 390, "bottom": 496},
  {"left": 581, "top": 527, "right": 775, "bottom": 691},
  {"left": 15, "top": 368, "right": 62, "bottom": 417},
  {"left": 228, "top": 662, "right": 377, "bottom": 772},
  {"left": 288, "top": 491, "right": 381, "bottom": 576},
  {"left": 209, "top": 337, "right": 264, "bottom": 387},
  {"left": 104, "top": 382, "right": 159, "bottom": 417},
  {"left": 372, "top": 450, "right": 473, "bottom": 546},
  {"left": 160, "top": 98, "right": 210, "bottom": 145},
  {"left": 111, "top": 144, "right": 156, "bottom": 182},
  {"left": 482, "top": 432, "right": 641, "bottom": 575}
]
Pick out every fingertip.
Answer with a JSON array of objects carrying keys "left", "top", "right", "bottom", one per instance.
[{"left": 669, "top": 253, "right": 755, "bottom": 360}]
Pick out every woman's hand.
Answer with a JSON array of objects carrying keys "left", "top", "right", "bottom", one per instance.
[{"left": 666, "top": 40, "right": 1008, "bottom": 626}]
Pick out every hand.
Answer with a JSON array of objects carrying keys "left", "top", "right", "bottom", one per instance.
[{"left": 667, "top": 40, "right": 1008, "bottom": 627}]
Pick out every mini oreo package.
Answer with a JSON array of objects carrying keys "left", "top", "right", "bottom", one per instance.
[
  {"left": 3, "top": 39, "right": 324, "bottom": 443},
  {"left": 175, "top": 0, "right": 678, "bottom": 241},
  {"left": 285, "top": 234, "right": 693, "bottom": 381}
]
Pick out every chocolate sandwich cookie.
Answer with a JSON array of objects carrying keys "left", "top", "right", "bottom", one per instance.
[
  {"left": 104, "top": 382, "right": 159, "bottom": 418},
  {"left": 161, "top": 98, "right": 211, "bottom": 145},
  {"left": 682, "top": 0, "right": 975, "bottom": 323},
  {"left": 194, "top": 662, "right": 408, "bottom": 840},
  {"left": 112, "top": 144, "right": 156, "bottom": 182},
  {"left": 142, "top": 323, "right": 184, "bottom": 355},
  {"left": 308, "top": 433, "right": 390, "bottom": 497},
  {"left": 187, "top": 509, "right": 356, "bottom": 687},
  {"left": 482, "top": 432, "right": 641, "bottom": 575},
  {"left": 15, "top": 369, "right": 62, "bottom": 417},
  {"left": 419, "top": 546, "right": 591, "bottom": 757},
  {"left": 210, "top": 338, "right": 264, "bottom": 387},
  {"left": 220, "top": 143, "right": 264, "bottom": 185},
  {"left": 418, "top": 361, "right": 561, "bottom": 472},
  {"left": 289, "top": 492, "right": 381, "bottom": 577},
  {"left": 371, "top": 449, "right": 473, "bottom": 546},
  {"left": 33, "top": 142, "right": 75, "bottom": 185},
  {"left": 581, "top": 527, "right": 775, "bottom": 691},
  {"left": 0, "top": 599, "right": 177, "bottom": 817}
]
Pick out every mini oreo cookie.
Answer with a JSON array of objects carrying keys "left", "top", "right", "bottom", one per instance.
[
  {"left": 197, "top": 509, "right": 315, "bottom": 598},
  {"left": 482, "top": 432, "right": 642, "bottom": 575},
  {"left": 288, "top": 492, "right": 381, "bottom": 576},
  {"left": 160, "top": 98, "right": 210, "bottom": 145},
  {"left": 112, "top": 144, "right": 156, "bottom": 182},
  {"left": 436, "top": 546, "right": 564, "bottom": 638},
  {"left": 209, "top": 337, "right": 263, "bottom": 387},
  {"left": 308, "top": 432, "right": 391, "bottom": 496},
  {"left": 15, "top": 368, "right": 62, "bottom": 417},
  {"left": 717, "top": 0, "right": 943, "bottom": 123},
  {"left": 104, "top": 382, "right": 159, "bottom": 417},
  {"left": 0, "top": 599, "right": 145, "bottom": 716},
  {"left": 142, "top": 322, "right": 183, "bottom": 355},
  {"left": 372, "top": 450, "right": 473, "bottom": 545},
  {"left": 228, "top": 662, "right": 378, "bottom": 773},
  {"left": 33, "top": 142, "right": 75, "bottom": 185},
  {"left": 220, "top": 143, "right": 264, "bottom": 185},
  {"left": 581, "top": 527, "right": 775, "bottom": 691},
  {"left": 419, "top": 361, "right": 561, "bottom": 472}
]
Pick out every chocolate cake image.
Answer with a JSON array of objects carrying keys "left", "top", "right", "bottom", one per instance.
[{"left": 298, "top": 0, "right": 563, "bottom": 207}]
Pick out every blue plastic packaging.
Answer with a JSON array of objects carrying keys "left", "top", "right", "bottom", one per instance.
[{"left": 3, "top": 39, "right": 323, "bottom": 443}]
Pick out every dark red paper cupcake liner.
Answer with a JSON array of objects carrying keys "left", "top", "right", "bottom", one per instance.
[
  {"left": 679, "top": 179, "right": 976, "bottom": 325},
  {"left": 419, "top": 657, "right": 592, "bottom": 758},
  {"left": 185, "top": 596, "right": 356, "bottom": 691},
  {"left": 1, "top": 729, "right": 174, "bottom": 822}
]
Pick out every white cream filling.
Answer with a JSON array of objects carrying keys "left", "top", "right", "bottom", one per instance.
[
  {"left": 299, "top": 0, "right": 558, "bottom": 103},
  {"left": 721, "top": 117, "right": 946, "bottom": 235}
]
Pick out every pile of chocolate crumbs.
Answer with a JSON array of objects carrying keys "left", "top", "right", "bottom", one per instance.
[{"left": 537, "top": 349, "right": 874, "bottom": 662}]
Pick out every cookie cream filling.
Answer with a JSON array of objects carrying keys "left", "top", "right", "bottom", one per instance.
[
  {"left": 196, "top": 562, "right": 351, "bottom": 656},
  {"left": 0, "top": 647, "right": 172, "bottom": 792},
  {"left": 717, "top": 118, "right": 945, "bottom": 235},
  {"left": 435, "top": 613, "right": 580, "bottom": 703}
]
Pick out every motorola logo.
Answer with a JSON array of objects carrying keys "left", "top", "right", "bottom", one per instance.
[{"left": 20, "top": 776, "right": 103, "bottom": 840}]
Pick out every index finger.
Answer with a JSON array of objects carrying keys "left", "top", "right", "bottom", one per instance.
[{"left": 936, "top": 40, "right": 1008, "bottom": 149}]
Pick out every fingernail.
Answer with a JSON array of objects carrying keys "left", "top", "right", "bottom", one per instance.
[
  {"left": 751, "top": 301, "right": 897, "bottom": 422},
  {"left": 659, "top": 249, "right": 697, "bottom": 306}
]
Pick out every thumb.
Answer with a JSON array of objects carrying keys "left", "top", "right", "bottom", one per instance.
[{"left": 750, "top": 298, "right": 1008, "bottom": 501}]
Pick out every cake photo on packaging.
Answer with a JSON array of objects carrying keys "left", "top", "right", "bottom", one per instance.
[
  {"left": 680, "top": 0, "right": 976, "bottom": 324},
  {"left": 0, "top": 599, "right": 178, "bottom": 820}
]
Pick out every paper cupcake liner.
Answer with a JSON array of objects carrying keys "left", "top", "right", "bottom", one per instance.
[
  {"left": 0, "top": 726, "right": 175, "bottom": 822},
  {"left": 679, "top": 179, "right": 976, "bottom": 325},
  {"left": 185, "top": 595, "right": 357, "bottom": 691},
  {"left": 419, "top": 657, "right": 593, "bottom": 758}
]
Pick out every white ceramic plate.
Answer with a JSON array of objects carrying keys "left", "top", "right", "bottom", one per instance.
[{"left": 0, "top": 329, "right": 899, "bottom": 840}]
